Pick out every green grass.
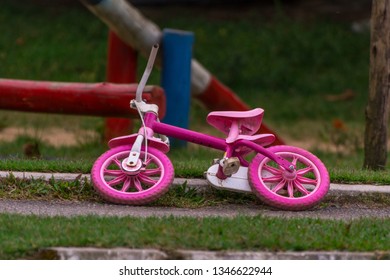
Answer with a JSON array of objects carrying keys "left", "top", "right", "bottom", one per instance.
[
  {"left": 0, "top": 1, "right": 370, "bottom": 118},
  {"left": 0, "top": 173, "right": 99, "bottom": 201},
  {"left": 157, "top": 10, "right": 370, "bottom": 123},
  {"left": 1, "top": 214, "right": 390, "bottom": 259},
  {"left": 1, "top": 2, "right": 388, "bottom": 260},
  {"left": 0, "top": 1, "right": 107, "bottom": 82},
  {"left": 0, "top": 3, "right": 386, "bottom": 181},
  {"left": 0, "top": 1, "right": 374, "bottom": 172}
]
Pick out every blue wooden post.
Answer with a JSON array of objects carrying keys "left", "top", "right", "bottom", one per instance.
[{"left": 161, "top": 28, "right": 194, "bottom": 147}]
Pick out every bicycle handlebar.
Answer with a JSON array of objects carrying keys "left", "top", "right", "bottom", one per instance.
[{"left": 136, "top": 44, "right": 159, "bottom": 102}]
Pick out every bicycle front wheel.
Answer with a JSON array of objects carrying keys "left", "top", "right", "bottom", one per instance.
[{"left": 91, "top": 145, "right": 174, "bottom": 205}]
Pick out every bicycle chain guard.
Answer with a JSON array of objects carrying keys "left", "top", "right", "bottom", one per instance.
[{"left": 205, "top": 164, "right": 252, "bottom": 193}]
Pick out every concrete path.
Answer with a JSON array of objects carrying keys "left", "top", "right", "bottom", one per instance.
[
  {"left": 1, "top": 198, "right": 390, "bottom": 220},
  {"left": 1, "top": 170, "right": 390, "bottom": 195},
  {"left": 1, "top": 170, "right": 390, "bottom": 220},
  {"left": 1, "top": 171, "right": 390, "bottom": 260}
]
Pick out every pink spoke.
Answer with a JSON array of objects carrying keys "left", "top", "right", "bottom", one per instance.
[
  {"left": 291, "top": 156, "right": 299, "bottom": 166},
  {"left": 293, "top": 180, "right": 311, "bottom": 196},
  {"left": 139, "top": 174, "right": 157, "bottom": 185},
  {"left": 297, "top": 166, "right": 313, "bottom": 176},
  {"left": 121, "top": 177, "right": 132, "bottom": 192},
  {"left": 262, "top": 175, "right": 283, "bottom": 183},
  {"left": 287, "top": 181, "right": 294, "bottom": 198},
  {"left": 104, "top": 169, "right": 123, "bottom": 176},
  {"left": 142, "top": 168, "right": 161, "bottom": 176},
  {"left": 112, "top": 158, "right": 122, "bottom": 168},
  {"left": 271, "top": 180, "right": 286, "bottom": 194},
  {"left": 298, "top": 176, "right": 318, "bottom": 185},
  {"left": 263, "top": 164, "right": 282, "bottom": 175},
  {"left": 132, "top": 177, "right": 143, "bottom": 192},
  {"left": 143, "top": 157, "right": 154, "bottom": 166},
  {"left": 107, "top": 174, "right": 126, "bottom": 186}
]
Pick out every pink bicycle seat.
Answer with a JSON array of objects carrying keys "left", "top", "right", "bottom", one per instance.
[{"left": 207, "top": 108, "right": 264, "bottom": 136}]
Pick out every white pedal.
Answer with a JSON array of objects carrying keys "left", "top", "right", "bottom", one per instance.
[{"left": 205, "top": 164, "right": 252, "bottom": 193}]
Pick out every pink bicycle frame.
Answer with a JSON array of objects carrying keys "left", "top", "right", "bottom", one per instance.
[{"left": 143, "top": 112, "right": 293, "bottom": 171}]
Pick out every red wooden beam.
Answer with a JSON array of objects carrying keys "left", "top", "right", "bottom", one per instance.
[{"left": 0, "top": 78, "right": 165, "bottom": 118}]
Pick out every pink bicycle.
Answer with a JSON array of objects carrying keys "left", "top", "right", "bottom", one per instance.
[{"left": 91, "top": 45, "right": 330, "bottom": 211}]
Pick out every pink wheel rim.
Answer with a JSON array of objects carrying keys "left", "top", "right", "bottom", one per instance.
[
  {"left": 99, "top": 150, "right": 165, "bottom": 195},
  {"left": 258, "top": 151, "right": 322, "bottom": 199}
]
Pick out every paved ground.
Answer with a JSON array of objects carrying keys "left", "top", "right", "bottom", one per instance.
[
  {"left": 37, "top": 247, "right": 390, "bottom": 260},
  {"left": 1, "top": 171, "right": 390, "bottom": 260},
  {"left": 1, "top": 197, "right": 390, "bottom": 220},
  {"left": 1, "top": 171, "right": 390, "bottom": 220}
]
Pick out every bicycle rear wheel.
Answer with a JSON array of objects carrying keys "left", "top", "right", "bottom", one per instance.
[{"left": 248, "top": 145, "right": 330, "bottom": 210}]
